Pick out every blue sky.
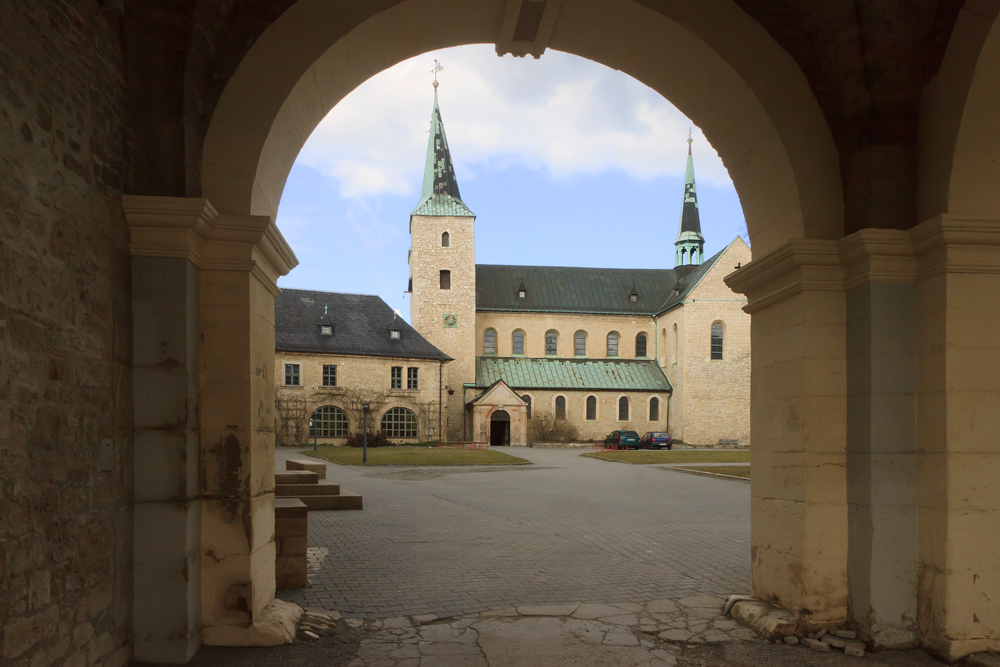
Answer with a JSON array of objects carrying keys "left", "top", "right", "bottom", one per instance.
[{"left": 276, "top": 45, "right": 747, "bottom": 318}]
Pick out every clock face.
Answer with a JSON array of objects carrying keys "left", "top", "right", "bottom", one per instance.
[{"left": 443, "top": 314, "right": 458, "bottom": 328}]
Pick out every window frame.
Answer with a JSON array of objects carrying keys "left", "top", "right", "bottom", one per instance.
[
  {"left": 586, "top": 395, "right": 597, "bottom": 421},
  {"left": 381, "top": 407, "right": 418, "bottom": 438},
  {"left": 545, "top": 330, "right": 558, "bottom": 356},
  {"left": 310, "top": 405, "right": 349, "bottom": 437},
  {"left": 284, "top": 363, "right": 300, "bottom": 386},
  {"left": 649, "top": 396, "right": 660, "bottom": 421},
  {"left": 555, "top": 395, "right": 567, "bottom": 420},
  {"left": 635, "top": 333, "right": 647, "bottom": 358},
  {"left": 439, "top": 269, "right": 451, "bottom": 290},
  {"left": 574, "top": 330, "right": 587, "bottom": 357},
  {"left": 521, "top": 394, "right": 532, "bottom": 419},
  {"left": 483, "top": 328, "right": 497, "bottom": 355},
  {"left": 441, "top": 231, "right": 450, "bottom": 247},
  {"left": 407, "top": 367, "right": 419, "bottom": 390},
  {"left": 711, "top": 322, "right": 724, "bottom": 360},
  {"left": 618, "top": 396, "right": 630, "bottom": 421},
  {"left": 512, "top": 330, "right": 525, "bottom": 355},
  {"left": 390, "top": 366, "right": 403, "bottom": 390},
  {"left": 607, "top": 332, "right": 620, "bottom": 357},
  {"left": 322, "top": 364, "right": 337, "bottom": 387}
]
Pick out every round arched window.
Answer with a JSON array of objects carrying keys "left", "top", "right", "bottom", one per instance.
[
  {"left": 310, "top": 406, "right": 349, "bottom": 437},
  {"left": 381, "top": 407, "right": 418, "bottom": 438}
]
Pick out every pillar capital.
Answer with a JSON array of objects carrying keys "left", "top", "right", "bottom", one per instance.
[
  {"left": 910, "top": 214, "right": 1000, "bottom": 279},
  {"left": 725, "top": 239, "right": 842, "bottom": 313},
  {"left": 836, "top": 229, "right": 916, "bottom": 288},
  {"left": 122, "top": 195, "right": 298, "bottom": 296}
]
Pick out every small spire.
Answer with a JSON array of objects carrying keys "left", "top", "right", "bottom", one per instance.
[
  {"left": 674, "top": 133, "right": 705, "bottom": 266},
  {"left": 324, "top": 302, "right": 328, "bottom": 315},
  {"left": 687, "top": 128, "right": 693, "bottom": 153}
]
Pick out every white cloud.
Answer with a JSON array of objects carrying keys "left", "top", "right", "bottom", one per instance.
[{"left": 295, "top": 45, "right": 733, "bottom": 200}]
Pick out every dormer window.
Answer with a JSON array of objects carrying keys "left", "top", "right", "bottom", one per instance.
[
  {"left": 628, "top": 284, "right": 638, "bottom": 302},
  {"left": 390, "top": 330, "right": 401, "bottom": 340},
  {"left": 320, "top": 325, "right": 332, "bottom": 336},
  {"left": 517, "top": 279, "right": 527, "bottom": 299}
]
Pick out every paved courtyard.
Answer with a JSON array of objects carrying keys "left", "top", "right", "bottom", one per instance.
[{"left": 275, "top": 447, "right": 751, "bottom": 619}]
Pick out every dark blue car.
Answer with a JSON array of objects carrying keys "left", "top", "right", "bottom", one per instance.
[{"left": 639, "top": 431, "right": 673, "bottom": 450}]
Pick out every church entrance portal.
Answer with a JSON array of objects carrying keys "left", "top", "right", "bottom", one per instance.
[{"left": 490, "top": 410, "right": 510, "bottom": 447}]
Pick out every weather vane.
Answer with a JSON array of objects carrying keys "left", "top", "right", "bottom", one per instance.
[
  {"left": 431, "top": 60, "right": 443, "bottom": 88},
  {"left": 688, "top": 127, "right": 693, "bottom": 144}
]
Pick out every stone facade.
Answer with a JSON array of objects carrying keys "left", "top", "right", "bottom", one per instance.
[
  {"left": 274, "top": 352, "right": 447, "bottom": 444},
  {"left": 408, "top": 214, "right": 476, "bottom": 441},
  {"left": 1, "top": 2, "right": 133, "bottom": 666}
]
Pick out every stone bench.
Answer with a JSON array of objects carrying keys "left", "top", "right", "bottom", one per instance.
[
  {"left": 285, "top": 458, "right": 326, "bottom": 480},
  {"left": 275, "top": 470, "right": 319, "bottom": 485},
  {"left": 274, "top": 498, "right": 308, "bottom": 590}
]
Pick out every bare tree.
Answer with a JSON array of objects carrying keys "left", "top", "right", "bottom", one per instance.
[
  {"left": 527, "top": 413, "right": 580, "bottom": 443},
  {"left": 275, "top": 396, "right": 308, "bottom": 446},
  {"left": 327, "top": 387, "right": 391, "bottom": 435}
]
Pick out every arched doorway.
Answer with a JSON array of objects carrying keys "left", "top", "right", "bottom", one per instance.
[{"left": 489, "top": 409, "right": 510, "bottom": 447}]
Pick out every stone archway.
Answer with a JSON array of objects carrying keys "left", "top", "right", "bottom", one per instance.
[{"left": 489, "top": 409, "right": 511, "bottom": 447}]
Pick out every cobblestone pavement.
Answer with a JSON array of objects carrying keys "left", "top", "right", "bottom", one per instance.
[{"left": 276, "top": 447, "right": 751, "bottom": 619}]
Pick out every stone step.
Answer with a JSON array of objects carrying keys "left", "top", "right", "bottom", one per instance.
[
  {"left": 299, "top": 491, "right": 363, "bottom": 511},
  {"left": 275, "top": 482, "right": 340, "bottom": 496},
  {"left": 273, "top": 497, "right": 308, "bottom": 518},
  {"left": 286, "top": 458, "right": 326, "bottom": 480},
  {"left": 275, "top": 470, "right": 319, "bottom": 485}
]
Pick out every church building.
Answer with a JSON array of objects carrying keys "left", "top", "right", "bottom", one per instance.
[{"left": 407, "top": 83, "right": 751, "bottom": 446}]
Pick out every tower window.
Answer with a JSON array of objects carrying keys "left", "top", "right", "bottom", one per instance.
[
  {"left": 618, "top": 396, "right": 629, "bottom": 421},
  {"left": 711, "top": 322, "right": 724, "bottom": 360},
  {"left": 635, "top": 333, "right": 647, "bottom": 358},
  {"left": 441, "top": 231, "right": 450, "bottom": 247},
  {"left": 649, "top": 397, "right": 660, "bottom": 421},
  {"left": 439, "top": 270, "right": 451, "bottom": 289},
  {"left": 607, "top": 332, "right": 619, "bottom": 357},
  {"left": 555, "top": 396, "right": 566, "bottom": 420},
  {"left": 574, "top": 331, "right": 586, "bottom": 356},
  {"left": 586, "top": 396, "right": 597, "bottom": 420},
  {"left": 545, "top": 330, "right": 558, "bottom": 355},
  {"left": 484, "top": 329, "right": 496, "bottom": 355},
  {"left": 512, "top": 330, "right": 525, "bottom": 355}
]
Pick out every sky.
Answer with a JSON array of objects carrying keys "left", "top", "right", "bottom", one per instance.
[{"left": 276, "top": 45, "right": 747, "bottom": 318}]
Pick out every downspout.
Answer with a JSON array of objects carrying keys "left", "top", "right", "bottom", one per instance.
[{"left": 438, "top": 359, "right": 443, "bottom": 443}]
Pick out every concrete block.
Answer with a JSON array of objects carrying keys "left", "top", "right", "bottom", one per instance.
[
  {"left": 275, "top": 518, "right": 307, "bottom": 537},
  {"left": 275, "top": 483, "right": 340, "bottom": 496},
  {"left": 285, "top": 459, "right": 326, "bottom": 479}
]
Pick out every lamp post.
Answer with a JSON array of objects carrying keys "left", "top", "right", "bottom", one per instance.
[
  {"left": 311, "top": 416, "right": 317, "bottom": 451},
  {"left": 362, "top": 402, "right": 370, "bottom": 464}
]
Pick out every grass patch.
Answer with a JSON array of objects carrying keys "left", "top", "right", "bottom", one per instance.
[
  {"left": 670, "top": 465, "right": 751, "bottom": 479},
  {"left": 303, "top": 446, "right": 530, "bottom": 466},
  {"left": 582, "top": 450, "right": 750, "bottom": 464}
]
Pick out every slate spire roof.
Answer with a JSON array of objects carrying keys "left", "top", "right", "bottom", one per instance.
[
  {"left": 676, "top": 134, "right": 704, "bottom": 242},
  {"left": 411, "top": 84, "right": 475, "bottom": 218}
]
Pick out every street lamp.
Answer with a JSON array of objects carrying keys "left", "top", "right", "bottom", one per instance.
[
  {"left": 362, "top": 402, "right": 370, "bottom": 464},
  {"left": 310, "top": 416, "right": 317, "bottom": 451}
]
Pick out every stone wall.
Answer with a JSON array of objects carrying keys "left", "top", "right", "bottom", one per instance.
[
  {"left": 0, "top": 2, "right": 133, "bottom": 666},
  {"left": 409, "top": 214, "right": 475, "bottom": 441},
  {"left": 474, "top": 312, "right": 656, "bottom": 359},
  {"left": 274, "top": 352, "right": 447, "bottom": 444}
]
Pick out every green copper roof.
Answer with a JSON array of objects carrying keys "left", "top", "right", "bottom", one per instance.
[
  {"left": 675, "top": 136, "right": 704, "bottom": 244},
  {"left": 475, "top": 357, "right": 672, "bottom": 392},
  {"left": 411, "top": 88, "right": 475, "bottom": 218}
]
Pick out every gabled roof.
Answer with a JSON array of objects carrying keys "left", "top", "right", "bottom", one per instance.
[
  {"left": 411, "top": 88, "right": 475, "bottom": 218},
  {"left": 275, "top": 288, "right": 451, "bottom": 361},
  {"left": 653, "top": 244, "right": 728, "bottom": 315},
  {"left": 475, "top": 357, "right": 672, "bottom": 392},
  {"left": 468, "top": 379, "right": 529, "bottom": 406}
]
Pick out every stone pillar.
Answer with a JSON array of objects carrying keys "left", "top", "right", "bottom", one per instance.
[
  {"left": 125, "top": 196, "right": 297, "bottom": 652},
  {"left": 839, "top": 231, "right": 919, "bottom": 648},
  {"left": 726, "top": 241, "right": 849, "bottom": 624},
  {"left": 912, "top": 215, "right": 1000, "bottom": 661},
  {"left": 130, "top": 251, "right": 202, "bottom": 663}
]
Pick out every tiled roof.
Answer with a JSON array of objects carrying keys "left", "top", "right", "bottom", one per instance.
[
  {"left": 475, "top": 357, "right": 672, "bottom": 392},
  {"left": 475, "top": 245, "right": 727, "bottom": 316},
  {"left": 275, "top": 288, "right": 451, "bottom": 361}
]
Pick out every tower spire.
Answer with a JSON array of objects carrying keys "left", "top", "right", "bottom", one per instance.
[
  {"left": 411, "top": 62, "right": 475, "bottom": 218},
  {"left": 674, "top": 130, "right": 705, "bottom": 266}
]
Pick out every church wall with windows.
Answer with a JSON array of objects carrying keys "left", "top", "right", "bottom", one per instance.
[
  {"left": 475, "top": 312, "right": 654, "bottom": 358},
  {"left": 511, "top": 389, "right": 670, "bottom": 441}
]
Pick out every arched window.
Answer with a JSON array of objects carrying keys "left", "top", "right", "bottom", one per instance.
[
  {"left": 441, "top": 231, "right": 450, "bottom": 247},
  {"left": 649, "top": 397, "right": 660, "bottom": 421},
  {"left": 522, "top": 395, "right": 532, "bottom": 419},
  {"left": 574, "top": 331, "right": 587, "bottom": 356},
  {"left": 545, "top": 330, "right": 558, "bottom": 355},
  {"left": 310, "top": 406, "right": 349, "bottom": 437},
  {"left": 711, "top": 322, "right": 724, "bottom": 360},
  {"left": 586, "top": 396, "right": 597, "bottom": 420},
  {"left": 618, "top": 396, "right": 629, "bottom": 421},
  {"left": 555, "top": 396, "right": 567, "bottom": 420},
  {"left": 381, "top": 407, "right": 418, "bottom": 438},
  {"left": 512, "top": 330, "right": 525, "bottom": 355},
  {"left": 635, "top": 333, "right": 647, "bottom": 357},
  {"left": 484, "top": 329, "right": 496, "bottom": 355},
  {"left": 607, "top": 332, "right": 619, "bottom": 357},
  {"left": 673, "top": 323, "right": 679, "bottom": 360}
]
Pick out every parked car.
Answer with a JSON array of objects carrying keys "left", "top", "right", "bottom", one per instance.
[
  {"left": 639, "top": 431, "right": 673, "bottom": 450},
  {"left": 603, "top": 430, "right": 640, "bottom": 448}
]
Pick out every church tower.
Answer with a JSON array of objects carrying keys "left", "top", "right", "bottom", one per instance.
[
  {"left": 408, "top": 70, "right": 476, "bottom": 442},
  {"left": 674, "top": 134, "right": 706, "bottom": 266}
]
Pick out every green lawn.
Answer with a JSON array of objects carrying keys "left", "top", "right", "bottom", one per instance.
[
  {"left": 303, "top": 447, "right": 531, "bottom": 466},
  {"left": 669, "top": 465, "right": 751, "bottom": 479},
  {"left": 582, "top": 450, "right": 750, "bottom": 464}
]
